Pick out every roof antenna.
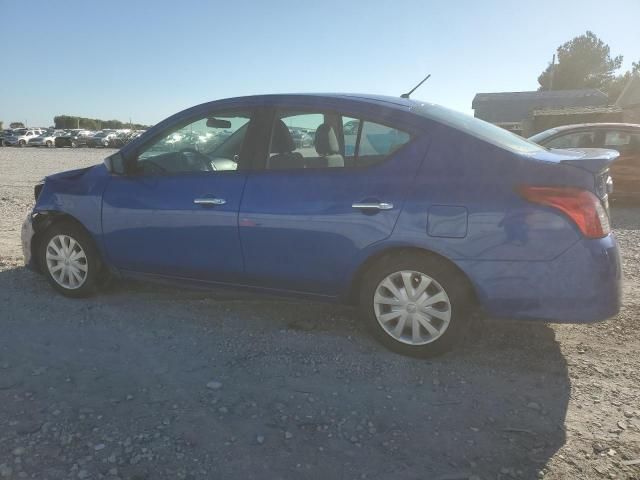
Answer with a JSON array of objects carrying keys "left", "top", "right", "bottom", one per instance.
[{"left": 401, "top": 74, "right": 431, "bottom": 99}]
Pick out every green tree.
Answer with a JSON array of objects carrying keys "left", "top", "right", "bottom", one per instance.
[
  {"left": 54, "top": 114, "right": 149, "bottom": 130},
  {"left": 0, "top": 121, "right": 3, "bottom": 130},
  {"left": 9, "top": 122, "right": 25, "bottom": 129},
  {"left": 538, "top": 31, "right": 623, "bottom": 91}
]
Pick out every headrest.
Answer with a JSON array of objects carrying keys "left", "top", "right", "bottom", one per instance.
[
  {"left": 271, "top": 119, "right": 296, "bottom": 153},
  {"left": 314, "top": 123, "right": 340, "bottom": 155}
]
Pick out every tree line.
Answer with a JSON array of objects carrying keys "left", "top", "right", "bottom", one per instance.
[
  {"left": 538, "top": 31, "right": 639, "bottom": 101},
  {"left": 53, "top": 115, "right": 150, "bottom": 130}
]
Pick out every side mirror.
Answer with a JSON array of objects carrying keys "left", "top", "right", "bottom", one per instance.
[
  {"left": 104, "top": 152, "right": 126, "bottom": 175},
  {"left": 206, "top": 117, "right": 232, "bottom": 128}
]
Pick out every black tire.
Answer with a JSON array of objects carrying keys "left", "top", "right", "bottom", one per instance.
[
  {"left": 71, "top": 141, "right": 77, "bottom": 148},
  {"left": 358, "top": 251, "right": 475, "bottom": 357},
  {"left": 19, "top": 140, "right": 25, "bottom": 147},
  {"left": 38, "top": 221, "right": 101, "bottom": 298},
  {"left": 46, "top": 141, "right": 53, "bottom": 148}
]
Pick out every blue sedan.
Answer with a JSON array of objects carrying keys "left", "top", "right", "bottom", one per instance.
[{"left": 21, "top": 94, "right": 622, "bottom": 356}]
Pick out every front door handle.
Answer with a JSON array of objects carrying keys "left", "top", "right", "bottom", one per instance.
[
  {"left": 352, "top": 202, "right": 394, "bottom": 211},
  {"left": 194, "top": 198, "right": 226, "bottom": 206}
]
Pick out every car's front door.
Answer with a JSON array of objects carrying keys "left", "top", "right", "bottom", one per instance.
[
  {"left": 102, "top": 108, "right": 260, "bottom": 282},
  {"left": 238, "top": 106, "right": 429, "bottom": 296}
]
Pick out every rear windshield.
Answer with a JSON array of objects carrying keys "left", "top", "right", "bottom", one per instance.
[
  {"left": 412, "top": 102, "right": 546, "bottom": 154},
  {"left": 528, "top": 129, "right": 560, "bottom": 144}
]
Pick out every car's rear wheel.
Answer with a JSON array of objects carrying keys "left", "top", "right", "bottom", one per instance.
[
  {"left": 38, "top": 222, "right": 100, "bottom": 298},
  {"left": 19, "top": 140, "right": 25, "bottom": 147},
  {"left": 358, "top": 252, "right": 474, "bottom": 357},
  {"left": 46, "top": 140, "right": 53, "bottom": 147}
]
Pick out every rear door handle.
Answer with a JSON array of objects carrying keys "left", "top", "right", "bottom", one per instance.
[
  {"left": 194, "top": 198, "right": 226, "bottom": 206},
  {"left": 352, "top": 202, "right": 394, "bottom": 211}
]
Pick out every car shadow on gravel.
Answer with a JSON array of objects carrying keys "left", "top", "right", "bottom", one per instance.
[{"left": 0, "top": 266, "right": 569, "bottom": 480}]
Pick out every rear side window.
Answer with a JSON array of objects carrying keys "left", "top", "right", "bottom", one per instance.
[
  {"left": 266, "top": 110, "right": 411, "bottom": 170},
  {"left": 604, "top": 131, "right": 640, "bottom": 153},
  {"left": 358, "top": 121, "right": 411, "bottom": 158}
]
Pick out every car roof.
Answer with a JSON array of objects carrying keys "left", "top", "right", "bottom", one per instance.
[
  {"left": 540, "top": 122, "right": 640, "bottom": 133},
  {"left": 225, "top": 93, "right": 418, "bottom": 110}
]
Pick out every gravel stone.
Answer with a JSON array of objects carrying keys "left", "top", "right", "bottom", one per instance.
[{"left": 0, "top": 148, "right": 639, "bottom": 479}]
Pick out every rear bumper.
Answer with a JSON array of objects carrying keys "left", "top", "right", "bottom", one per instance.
[{"left": 460, "top": 234, "right": 622, "bottom": 323}]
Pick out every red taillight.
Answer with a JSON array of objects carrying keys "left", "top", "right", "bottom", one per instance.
[{"left": 519, "top": 186, "right": 610, "bottom": 239}]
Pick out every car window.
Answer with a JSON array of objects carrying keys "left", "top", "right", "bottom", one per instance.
[
  {"left": 136, "top": 111, "right": 253, "bottom": 175},
  {"left": 267, "top": 111, "right": 411, "bottom": 170},
  {"left": 604, "top": 131, "right": 640, "bottom": 153},
  {"left": 267, "top": 112, "right": 324, "bottom": 170},
  {"left": 545, "top": 131, "right": 598, "bottom": 149},
  {"left": 358, "top": 121, "right": 411, "bottom": 158},
  {"left": 342, "top": 117, "right": 359, "bottom": 157},
  {"left": 604, "top": 131, "right": 630, "bottom": 146}
]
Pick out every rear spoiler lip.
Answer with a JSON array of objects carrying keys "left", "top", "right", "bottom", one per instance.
[{"left": 557, "top": 147, "right": 619, "bottom": 174}]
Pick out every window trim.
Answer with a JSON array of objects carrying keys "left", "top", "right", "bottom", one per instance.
[{"left": 257, "top": 106, "right": 416, "bottom": 173}]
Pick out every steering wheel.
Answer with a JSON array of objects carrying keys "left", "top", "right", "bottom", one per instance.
[{"left": 179, "top": 148, "right": 214, "bottom": 172}]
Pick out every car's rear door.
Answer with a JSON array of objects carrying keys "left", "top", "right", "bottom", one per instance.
[
  {"left": 238, "top": 101, "right": 429, "bottom": 296},
  {"left": 603, "top": 129, "right": 640, "bottom": 200},
  {"left": 101, "top": 107, "right": 263, "bottom": 283}
]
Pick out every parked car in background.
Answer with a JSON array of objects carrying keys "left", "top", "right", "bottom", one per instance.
[
  {"left": 107, "top": 132, "right": 131, "bottom": 148},
  {"left": 4, "top": 128, "right": 45, "bottom": 147},
  {"left": 529, "top": 123, "right": 640, "bottom": 202},
  {"left": 29, "top": 130, "right": 65, "bottom": 148},
  {"left": 107, "top": 131, "right": 146, "bottom": 148},
  {"left": 54, "top": 130, "right": 93, "bottom": 148},
  {"left": 290, "top": 127, "right": 314, "bottom": 148},
  {"left": 22, "top": 94, "right": 622, "bottom": 357},
  {"left": 343, "top": 119, "right": 359, "bottom": 135},
  {"left": 87, "top": 131, "right": 117, "bottom": 148}
]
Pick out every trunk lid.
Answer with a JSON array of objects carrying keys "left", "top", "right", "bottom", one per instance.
[
  {"left": 556, "top": 147, "right": 619, "bottom": 174},
  {"left": 528, "top": 147, "right": 618, "bottom": 201}
]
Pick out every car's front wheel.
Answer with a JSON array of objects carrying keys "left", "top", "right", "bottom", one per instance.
[
  {"left": 38, "top": 222, "right": 101, "bottom": 298},
  {"left": 359, "top": 252, "right": 474, "bottom": 357}
]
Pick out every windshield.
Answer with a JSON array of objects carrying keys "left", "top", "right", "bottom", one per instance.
[{"left": 413, "top": 102, "right": 546, "bottom": 154}]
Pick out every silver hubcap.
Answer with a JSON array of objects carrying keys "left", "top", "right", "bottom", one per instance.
[
  {"left": 45, "top": 234, "right": 88, "bottom": 289},
  {"left": 373, "top": 270, "right": 452, "bottom": 345}
]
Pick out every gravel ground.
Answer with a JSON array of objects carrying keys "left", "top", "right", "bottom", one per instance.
[{"left": 0, "top": 147, "right": 638, "bottom": 480}]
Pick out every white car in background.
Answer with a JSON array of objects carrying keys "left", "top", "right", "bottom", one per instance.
[
  {"left": 4, "top": 129, "right": 45, "bottom": 147},
  {"left": 29, "top": 131, "right": 64, "bottom": 148}
]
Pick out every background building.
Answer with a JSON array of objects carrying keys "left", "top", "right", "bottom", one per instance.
[{"left": 472, "top": 89, "right": 609, "bottom": 136}]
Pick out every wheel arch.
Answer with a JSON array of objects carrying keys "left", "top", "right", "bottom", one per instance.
[
  {"left": 31, "top": 211, "right": 97, "bottom": 273},
  {"left": 347, "top": 246, "right": 481, "bottom": 309}
]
